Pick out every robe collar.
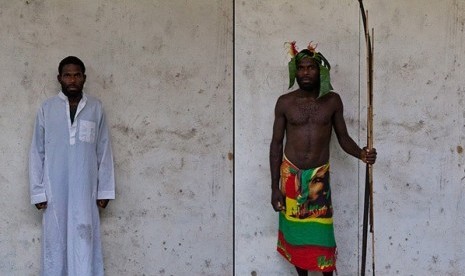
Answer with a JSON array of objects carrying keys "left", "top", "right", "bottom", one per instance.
[{"left": 58, "top": 91, "right": 88, "bottom": 103}]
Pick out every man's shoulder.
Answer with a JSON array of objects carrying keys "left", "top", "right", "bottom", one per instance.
[
  {"left": 84, "top": 93, "right": 101, "bottom": 103},
  {"left": 319, "top": 91, "right": 342, "bottom": 103},
  {"left": 277, "top": 90, "right": 299, "bottom": 102},
  {"left": 277, "top": 90, "right": 340, "bottom": 101},
  {"left": 283, "top": 89, "right": 300, "bottom": 97},
  {"left": 322, "top": 91, "right": 340, "bottom": 98},
  {"left": 84, "top": 93, "right": 104, "bottom": 107},
  {"left": 40, "top": 94, "right": 61, "bottom": 107}
]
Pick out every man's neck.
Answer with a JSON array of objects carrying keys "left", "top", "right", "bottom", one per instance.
[
  {"left": 297, "top": 88, "right": 319, "bottom": 98},
  {"left": 66, "top": 93, "right": 82, "bottom": 124},
  {"left": 63, "top": 92, "right": 82, "bottom": 104}
]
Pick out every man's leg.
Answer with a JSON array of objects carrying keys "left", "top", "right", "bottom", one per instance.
[
  {"left": 295, "top": 266, "right": 334, "bottom": 276},
  {"left": 295, "top": 266, "right": 308, "bottom": 276}
]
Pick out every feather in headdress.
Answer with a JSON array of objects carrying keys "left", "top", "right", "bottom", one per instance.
[{"left": 285, "top": 41, "right": 333, "bottom": 98}]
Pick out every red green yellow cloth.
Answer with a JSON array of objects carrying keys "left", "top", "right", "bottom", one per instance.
[{"left": 277, "top": 156, "right": 337, "bottom": 272}]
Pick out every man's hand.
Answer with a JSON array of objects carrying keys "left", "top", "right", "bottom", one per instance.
[
  {"left": 35, "top": 202, "right": 47, "bottom": 210},
  {"left": 271, "top": 188, "right": 285, "bottom": 212},
  {"left": 97, "top": 199, "right": 110, "bottom": 209},
  {"left": 361, "top": 147, "right": 377, "bottom": 164}
]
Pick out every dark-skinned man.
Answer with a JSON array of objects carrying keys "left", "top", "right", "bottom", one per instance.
[
  {"left": 29, "top": 56, "right": 115, "bottom": 276},
  {"left": 270, "top": 42, "right": 377, "bottom": 276}
]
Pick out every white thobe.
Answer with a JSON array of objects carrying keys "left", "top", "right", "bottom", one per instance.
[{"left": 29, "top": 92, "right": 115, "bottom": 276}]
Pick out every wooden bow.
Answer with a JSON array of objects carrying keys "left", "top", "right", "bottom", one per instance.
[{"left": 358, "top": 0, "right": 375, "bottom": 275}]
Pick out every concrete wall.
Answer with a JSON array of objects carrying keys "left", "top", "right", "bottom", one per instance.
[
  {"left": 2, "top": 1, "right": 465, "bottom": 275},
  {"left": 0, "top": 1, "right": 232, "bottom": 275},
  {"left": 235, "top": 0, "right": 465, "bottom": 275}
]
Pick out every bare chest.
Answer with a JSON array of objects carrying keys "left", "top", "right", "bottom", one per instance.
[{"left": 286, "top": 100, "right": 333, "bottom": 126}]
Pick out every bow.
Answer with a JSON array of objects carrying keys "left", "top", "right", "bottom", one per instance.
[{"left": 358, "top": 1, "right": 375, "bottom": 275}]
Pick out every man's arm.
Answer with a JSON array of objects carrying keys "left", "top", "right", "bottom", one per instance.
[
  {"left": 29, "top": 107, "right": 47, "bottom": 209},
  {"left": 270, "top": 97, "right": 286, "bottom": 211},
  {"left": 332, "top": 94, "right": 377, "bottom": 164},
  {"left": 96, "top": 105, "right": 115, "bottom": 208}
]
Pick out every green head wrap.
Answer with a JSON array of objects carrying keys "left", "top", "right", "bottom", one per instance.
[{"left": 287, "top": 41, "right": 333, "bottom": 98}]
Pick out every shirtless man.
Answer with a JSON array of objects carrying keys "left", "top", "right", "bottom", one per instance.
[{"left": 270, "top": 42, "right": 376, "bottom": 276}]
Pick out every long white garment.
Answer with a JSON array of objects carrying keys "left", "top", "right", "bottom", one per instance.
[{"left": 29, "top": 91, "right": 115, "bottom": 276}]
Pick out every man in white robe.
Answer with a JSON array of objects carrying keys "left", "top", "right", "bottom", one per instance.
[{"left": 29, "top": 56, "right": 115, "bottom": 276}]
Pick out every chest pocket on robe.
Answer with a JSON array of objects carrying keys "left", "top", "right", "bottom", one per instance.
[{"left": 79, "top": 119, "right": 96, "bottom": 143}]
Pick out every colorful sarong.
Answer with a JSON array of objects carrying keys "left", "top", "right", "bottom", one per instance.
[{"left": 277, "top": 156, "right": 337, "bottom": 272}]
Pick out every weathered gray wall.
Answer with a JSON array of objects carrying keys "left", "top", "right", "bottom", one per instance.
[
  {"left": 236, "top": 0, "right": 465, "bottom": 275},
  {"left": 0, "top": 1, "right": 232, "bottom": 275}
]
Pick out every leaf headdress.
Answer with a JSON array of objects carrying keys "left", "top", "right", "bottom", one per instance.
[{"left": 285, "top": 41, "right": 333, "bottom": 98}]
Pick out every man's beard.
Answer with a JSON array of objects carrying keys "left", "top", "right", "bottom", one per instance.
[
  {"left": 62, "top": 85, "right": 83, "bottom": 99},
  {"left": 297, "top": 80, "right": 319, "bottom": 91}
]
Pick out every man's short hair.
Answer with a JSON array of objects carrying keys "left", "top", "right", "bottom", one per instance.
[{"left": 58, "top": 56, "right": 86, "bottom": 75}]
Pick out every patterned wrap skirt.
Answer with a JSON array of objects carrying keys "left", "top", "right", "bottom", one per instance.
[{"left": 277, "top": 156, "right": 337, "bottom": 272}]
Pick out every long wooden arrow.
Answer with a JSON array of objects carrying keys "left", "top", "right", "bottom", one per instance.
[{"left": 358, "top": 0, "right": 375, "bottom": 275}]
